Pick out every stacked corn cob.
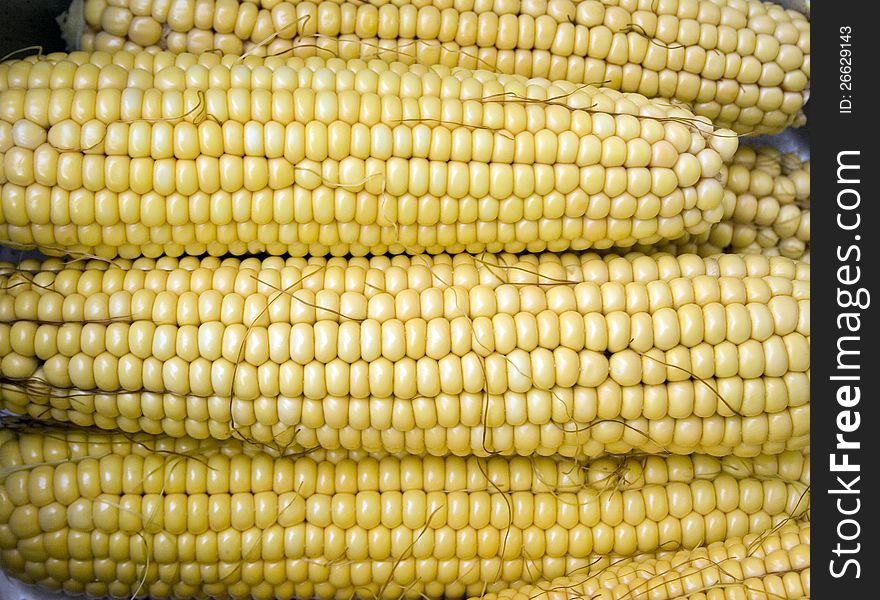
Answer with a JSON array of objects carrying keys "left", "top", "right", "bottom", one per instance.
[
  {"left": 0, "top": 1, "right": 809, "bottom": 599},
  {"left": 0, "top": 428, "right": 810, "bottom": 599},
  {"left": 0, "top": 252, "right": 810, "bottom": 457},
  {"left": 0, "top": 51, "right": 736, "bottom": 257},
  {"left": 79, "top": 0, "right": 810, "bottom": 135}
]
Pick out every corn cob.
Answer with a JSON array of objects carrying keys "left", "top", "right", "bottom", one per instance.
[
  {"left": 641, "top": 145, "right": 810, "bottom": 261},
  {"left": 0, "top": 50, "right": 736, "bottom": 258},
  {"left": 0, "top": 427, "right": 811, "bottom": 599},
  {"left": 0, "top": 252, "right": 810, "bottom": 458},
  {"left": 469, "top": 519, "right": 810, "bottom": 600},
  {"left": 79, "top": 0, "right": 810, "bottom": 135}
]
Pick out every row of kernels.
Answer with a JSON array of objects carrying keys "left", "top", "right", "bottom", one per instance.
[
  {"left": 706, "top": 215, "right": 808, "bottom": 260},
  {"left": 2, "top": 53, "right": 434, "bottom": 91},
  {"left": 0, "top": 46, "right": 788, "bottom": 98},
  {"left": 0, "top": 428, "right": 806, "bottom": 490},
  {"left": 2, "top": 450, "right": 587, "bottom": 498},
  {"left": 0, "top": 551, "right": 607, "bottom": 600},
  {"left": 4, "top": 196, "right": 700, "bottom": 246},
  {"left": 4, "top": 274, "right": 804, "bottom": 332},
  {"left": 1, "top": 479, "right": 801, "bottom": 545},
  {"left": 727, "top": 203, "right": 805, "bottom": 238},
  {"left": 91, "top": 0, "right": 550, "bottom": 45},
  {"left": 259, "top": 0, "right": 530, "bottom": 16},
  {"left": 1, "top": 206, "right": 708, "bottom": 250},
  {"left": 10, "top": 333, "right": 808, "bottom": 401},
  {"left": 1, "top": 387, "right": 810, "bottom": 458},
  {"left": 84, "top": 0, "right": 810, "bottom": 73},
  {"left": 237, "top": 404, "right": 807, "bottom": 458},
  {"left": 4, "top": 153, "right": 712, "bottom": 205},
  {"left": 3, "top": 458, "right": 600, "bottom": 504},
  {"left": 1, "top": 53, "right": 685, "bottom": 111},
  {"left": 722, "top": 449, "right": 810, "bottom": 486},
  {"left": 4, "top": 96, "right": 716, "bottom": 167},
  {"left": 2, "top": 170, "right": 716, "bottom": 239},
  {"left": 0, "top": 273, "right": 806, "bottom": 322},
  {"left": 4, "top": 319, "right": 809, "bottom": 384},
  {"left": 1, "top": 443, "right": 804, "bottom": 508},
  {"left": 0, "top": 429, "right": 362, "bottom": 471},
  {"left": 733, "top": 145, "right": 809, "bottom": 180},
  {"left": 2, "top": 186, "right": 703, "bottom": 235},
  {"left": 234, "top": 34, "right": 804, "bottom": 108},
  {"left": 0, "top": 220, "right": 714, "bottom": 259},
  {"left": 0, "top": 465, "right": 803, "bottom": 536},
  {"left": 12, "top": 305, "right": 807, "bottom": 368},
  {"left": 3, "top": 108, "right": 696, "bottom": 165},
  {"left": 6, "top": 511, "right": 790, "bottom": 565},
  {"left": 4, "top": 225, "right": 648, "bottom": 259},
  {"left": 0, "top": 274, "right": 809, "bottom": 345},
  {"left": 31, "top": 115, "right": 703, "bottom": 171},
  {"left": 7, "top": 307, "right": 805, "bottom": 368},
  {"left": 0, "top": 272, "right": 809, "bottom": 327},
  {"left": 8, "top": 486, "right": 793, "bottom": 539},
  {"left": 7, "top": 369, "right": 809, "bottom": 430},
  {"left": 728, "top": 165, "right": 784, "bottom": 199},
  {"left": 12, "top": 119, "right": 692, "bottom": 175},
  {"left": 650, "top": 228, "right": 793, "bottom": 261},
  {"left": 244, "top": 34, "right": 807, "bottom": 107},
  {"left": 38, "top": 551, "right": 780, "bottom": 600},
  {"left": 3, "top": 319, "right": 810, "bottom": 387},
  {"left": 84, "top": 0, "right": 809, "bottom": 57},
  {"left": 0, "top": 254, "right": 797, "bottom": 295},
  {"left": 0, "top": 252, "right": 808, "bottom": 290},
  {"left": 0, "top": 58, "right": 606, "bottom": 123}
]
